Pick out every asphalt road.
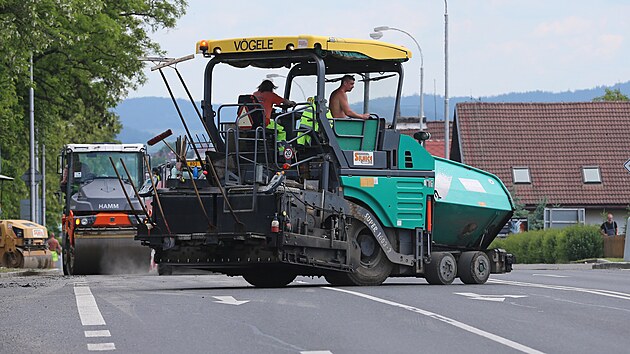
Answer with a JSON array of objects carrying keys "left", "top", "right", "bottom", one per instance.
[{"left": 1, "top": 268, "right": 629, "bottom": 354}]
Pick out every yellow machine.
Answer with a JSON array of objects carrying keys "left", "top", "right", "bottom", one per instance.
[{"left": 0, "top": 220, "right": 52, "bottom": 269}]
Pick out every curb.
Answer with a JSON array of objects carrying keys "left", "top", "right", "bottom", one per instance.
[
  {"left": 513, "top": 262, "right": 630, "bottom": 270},
  {"left": 592, "top": 262, "right": 630, "bottom": 270}
]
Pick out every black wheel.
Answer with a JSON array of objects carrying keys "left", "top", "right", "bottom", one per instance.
[
  {"left": 157, "top": 264, "right": 173, "bottom": 276},
  {"left": 242, "top": 270, "right": 296, "bottom": 288},
  {"left": 425, "top": 252, "right": 457, "bottom": 285},
  {"left": 343, "top": 223, "right": 393, "bottom": 286},
  {"left": 4, "top": 251, "right": 24, "bottom": 268},
  {"left": 458, "top": 251, "right": 491, "bottom": 284}
]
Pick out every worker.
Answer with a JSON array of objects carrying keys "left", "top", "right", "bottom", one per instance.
[
  {"left": 297, "top": 96, "right": 333, "bottom": 146},
  {"left": 329, "top": 75, "right": 370, "bottom": 119},
  {"left": 47, "top": 232, "right": 62, "bottom": 269},
  {"left": 253, "top": 79, "right": 296, "bottom": 144}
]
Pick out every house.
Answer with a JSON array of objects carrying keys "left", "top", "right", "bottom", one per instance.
[{"left": 450, "top": 102, "right": 630, "bottom": 231}]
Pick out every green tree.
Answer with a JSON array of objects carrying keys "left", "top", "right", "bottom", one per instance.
[
  {"left": 0, "top": 0, "right": 186, "bottom": 227},
  {"left": 528, "top": 197, "right": 547, "bottom": 230},
  {"left": 593, "top": 88, "right": 629, "bottom": 101}
]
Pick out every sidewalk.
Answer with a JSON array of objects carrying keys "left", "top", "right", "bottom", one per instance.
[{"left": 514, "top": 260, "right": 630, "bottom": 271}]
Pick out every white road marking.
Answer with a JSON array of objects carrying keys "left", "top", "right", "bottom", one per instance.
[
  {"left": 532, "top": 274, "right": 569, "bottom": 278},
  {"left": 323, "top": 286, "right": 544, "bottom": 354},
  {"left": 85, "top": 330, "right": 111, "bottom": 338},
  {"left": 489, "top": 279, "right": 630, "bottom": 301},
  {"left": 455, "top": 292, "right": 528, "bottom": 302},
  {"left": 212, "top": 295, "right": 249, "bottom": 305},
  {"left": 87, "top": 343, "right": 116, "bottom": 351},
  {"left": 74, "top": 285, "right": 106, "bottom": 326},
  {"left": 301, "top": 351, "right": 333, "bottom": 354}
]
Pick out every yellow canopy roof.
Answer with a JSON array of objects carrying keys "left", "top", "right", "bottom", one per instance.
[{"left": 196, "top": 35, "right": 411, "bottom": 61}]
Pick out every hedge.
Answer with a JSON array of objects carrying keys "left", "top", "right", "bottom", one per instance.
[{"left": 489, "top": 225, "right": 603, "bottom": 263}]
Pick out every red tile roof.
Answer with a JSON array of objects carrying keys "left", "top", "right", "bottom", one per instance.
[
  {"left": 398, "top": 121, "right": 452, "bottom": 158},
  {"left": 425, "top": 121, "right": 452, "bottom": 141},
  {"left": 453, "top": 102, "right": 630, "bottom": 207}
]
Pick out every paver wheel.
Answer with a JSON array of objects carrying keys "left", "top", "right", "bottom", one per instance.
[
  {"left": 425, "top": 252, "right": 457, "bottom": 285},
  {"left": 458, "top": 251, "right": 491, "bottom": 284}
]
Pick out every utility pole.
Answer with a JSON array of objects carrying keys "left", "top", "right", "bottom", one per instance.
[
  {"left": 444, "top": 0, "right": 450, "bottom": 159},
  {"left": 29, "top": 53, "right": 36, "bottom": 221},
  {"left": 41, "top": 144, "right": 46, "bottom": 226}
]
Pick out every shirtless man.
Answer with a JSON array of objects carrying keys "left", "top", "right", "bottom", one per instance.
[{"left": 329, "top": 75, "right": 370, "bottom": 119}]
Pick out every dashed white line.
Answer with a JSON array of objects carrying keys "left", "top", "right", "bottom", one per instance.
[
  {"left": 323, "top": 286, "right": 544, "bottom": 354},
  {"left": 532, "top": 274, "right": 569, "bottom": 278},
  {"left": 87, "top": 343, "right": 116, "bottom": 351},
  {"left": 301, "top": 351, "right": 333, "bottom": 354},
  {"left": 74, "top": 285, "right": 106, "bottom": 326},
  {"left": 74, "top": 284, "right": 116, "bottom": 351},
  {"left": 85, "top": 330, "right": 111, "bottom": 338}
]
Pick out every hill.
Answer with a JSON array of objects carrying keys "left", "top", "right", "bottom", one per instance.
[{"left": 114, "top": 82, "right": 630, "bottom": 144}]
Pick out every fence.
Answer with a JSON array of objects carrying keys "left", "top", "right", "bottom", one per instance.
[{"left": 603, "top": 235, "right": 626, "bottom": 258}]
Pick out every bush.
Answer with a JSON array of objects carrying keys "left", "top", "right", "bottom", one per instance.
[
  {"left": 488, "top": 225, "right": 603, "bottom": 263},
  {"left": 562, "top": 225, "right": 603, "bottom": 261}
]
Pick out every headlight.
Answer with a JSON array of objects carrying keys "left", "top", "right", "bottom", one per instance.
[{"left": 75, "top": 216, "right": 95, "bottom": 227}]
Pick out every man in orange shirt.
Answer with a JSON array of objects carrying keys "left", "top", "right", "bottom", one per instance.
[
  {"left": 253, "top": 79, "right": 295, "bottom": 146},
  {"left": 253, "top": 79, "right": 295, "bottom": 126}
]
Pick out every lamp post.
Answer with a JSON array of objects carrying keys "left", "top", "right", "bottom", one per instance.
[
  {"left": 265, "top": 73, "right": 306, "bottom": 101},
  {"left": 444, "top": 0, "right": 449, "bottom": 159},
  {"left": 370, "top": 26, "right": 424, "bottom": 128}
]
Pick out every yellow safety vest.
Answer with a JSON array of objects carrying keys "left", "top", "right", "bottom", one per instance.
[{"left": 297, "top": 104, "right": 332, "bottom": 146}]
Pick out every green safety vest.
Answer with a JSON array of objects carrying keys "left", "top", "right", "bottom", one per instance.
[{"left": 297, "top": 104, "right": 332, "bottom": 146}]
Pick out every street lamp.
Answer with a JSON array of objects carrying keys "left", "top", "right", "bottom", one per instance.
[
  {"left": 265, "top": 73, "right": 306, "bottom": 101},
  {"left": 370, "top": 26, "right": 424, "bottom": 129},
  {"left": 444, "top": 0, "right": 450, "bottom": 159}
]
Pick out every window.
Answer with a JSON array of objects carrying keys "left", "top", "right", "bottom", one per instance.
[
  {"left": 512, "top": 167, "right": 531, "bottom": 184},
  {"left": 582, "top": 166, "right": 601, "bottom": 183}
]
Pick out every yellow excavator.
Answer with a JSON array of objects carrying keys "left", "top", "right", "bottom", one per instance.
[{"left": 0, "top": 219, "right": 52, "bottom": 269}]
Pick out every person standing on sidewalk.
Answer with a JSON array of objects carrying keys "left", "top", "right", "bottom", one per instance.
[
  {"left": 600, "top": 213, "right": 618, "bottom": 236},
  {"left": 46, "top": 232, "right": 62, "bottom": 268}
]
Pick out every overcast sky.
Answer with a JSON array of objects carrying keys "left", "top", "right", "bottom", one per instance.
[{"left": 128, "top": 0, "right": 630, "bottom": 104}]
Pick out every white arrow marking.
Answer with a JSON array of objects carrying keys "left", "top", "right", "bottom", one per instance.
[
  {"left": 455, "top": 292, "right": 528, "bottom": 302},
  {"left": 212, "top": 296, "right": 250, "bottom": 305}
]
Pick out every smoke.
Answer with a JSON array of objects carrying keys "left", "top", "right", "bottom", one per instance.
[{"left": 98, "top": 247, "right": 152, "bottom": 275}]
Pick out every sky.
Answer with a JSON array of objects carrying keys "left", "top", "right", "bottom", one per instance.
[{"left": 128, "top": 0, "right": 630, "bottom": 104}]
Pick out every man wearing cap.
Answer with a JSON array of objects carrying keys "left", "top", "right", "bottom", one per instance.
[{"left": 253, "top": 79, "right": 296, "bottom": 145}]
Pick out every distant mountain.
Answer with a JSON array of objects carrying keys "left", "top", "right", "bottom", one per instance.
[{"left": 114, "top": 82, "right": 630, "bottom": 145}]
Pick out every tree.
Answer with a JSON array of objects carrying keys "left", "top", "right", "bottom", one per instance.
[
  {"left": 593, "top": 88, "right": 629, "bottom": 102},
  {"left": 528, "top": 198, "right": 548, "bottom": 231},
  {"left": 0, "top": 0, "right": 186, "bottom": 226}
]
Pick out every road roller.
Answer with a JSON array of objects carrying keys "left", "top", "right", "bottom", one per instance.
[
  {"left": 59, "top": 143, "right": 151, "bottom": 275},
  {"left": 0, "top": 220, "right": 52, "bottom": 269}
]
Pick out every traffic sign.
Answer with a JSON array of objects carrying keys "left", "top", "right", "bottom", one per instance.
[
  {"left": 21, "top": 169, "right": 42, "bottom": 183},
  {"left": 625, "top": 159, "right": 630, "bottom": 173}
]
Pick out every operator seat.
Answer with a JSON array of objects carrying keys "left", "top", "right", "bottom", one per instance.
[{"left": 236, "top": 94, "right": 265, "bottom": 130}]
